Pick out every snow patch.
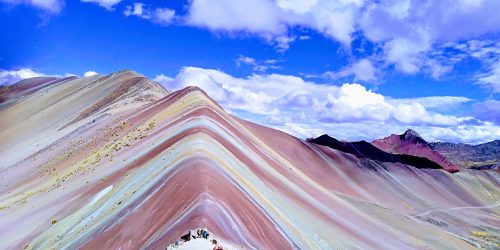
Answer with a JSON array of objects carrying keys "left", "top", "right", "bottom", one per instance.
[{"left": 89, "top": 185, "right": 113, "bottom": 205}]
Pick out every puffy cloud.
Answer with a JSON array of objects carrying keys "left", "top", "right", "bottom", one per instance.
[
  {"left": 186, "top": 0, "right": 285, "bottom": 35},
  {"left": 12, "top": 0, "right": 499, "bottom": 80},
  {"left": 152, "top": 8, "right": 175, "bottom": 25},
  {"left": 83, "top": 71, "right": 98, "bottom": 77},
  {"left": 181, "top": 0, "right": 500, "bottom": 77},
  {"left": 359, "top": 0, "right": 500, "bottom": 73},
  {"left": 383, "top": 37, "right": 430, "bottom": 74},
  {"left": 155, "top": 67, "right": 466, "bottom": 128},
  {"left": 273, "top": 122, "right": 500, "bottom": 144},
  {"left": 152, "top": 74, "right": 174, "bottom": 86},
  {"left": 123, "top": 2, "right": 175, "bottom": 25},
  {"left": 320, "top": 83, "right": 391, "bottom": 122},
  {"left": 392, "top": 103, "right": 460, "bottom": 126},
  {"left": 0, "top": 68, "right": 48, "bottom": 85},
  {"left": 349, "top": 59, "right": 377, "bottom": 82},
  {"left": 185, "top": 0, "right": 364, "bottom": 46},
  {"left": 155, "top": 66, "right": 325, "bottom": 115},
  {"left": 123, "top": 2, "right": 145, "bottom": 17},
  {"left": 81, "top": 0, "right": 122, "bottom": 10},
  {"left": 2, "top": 67, "right": 497, "bottom": 143},
  {"left": 276, "top": 0, "right": 318, "bottom": 14},
  {"left": 0, "top": 68, "right": 79, "bottom": 85},
  {"left": 417, "top": 123, "right": 500, "bottom": 144},
  {"left": 1, "top": 0, "right": 64, "bottom": 13},
  {"left": 304, "top": 0, "right": 363, "bottom": 45}
]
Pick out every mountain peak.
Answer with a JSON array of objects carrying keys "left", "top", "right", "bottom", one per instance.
[
  {"left": 400, "top": 129, "right": 427, "bottom": 143},
  {"left": 372, "top": 129, "right": 459, "bottom": 172},
  {"left": 114, "top": 69, "right": 143, "bottom": 76},
  {"left": 402, "top": 129, "right": 421, "bottom": 138}
]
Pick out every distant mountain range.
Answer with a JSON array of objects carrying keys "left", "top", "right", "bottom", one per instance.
[
  {"left": 430, "top": 140, "right": 500, "bottom": 170},
  {"left": 307, "top": 134, "right": 444, "bottom": 171},
  {"left": 372, "top": 129, "right": 460, "bottom": 172},
  {"left": 309, "top": 129, "right": 499, "bottom": 172}
]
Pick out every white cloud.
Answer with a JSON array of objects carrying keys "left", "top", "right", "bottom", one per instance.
[
  {"left": 235, "top": 55, "right": 282, "bottom": 72},
  {"left": 0, "top": 68, "right": 79, "bottom": 85},
  {"left": 123, "top": 2, "right": 175, "bottom": 25},
  {"left": 2, "top": 67, "right": 497, "bottom": 144},
  {"left": 185, "top": 0, "right": 363, "bottom": 46},
  {"left": 425, "top": 59, "right": 453, "bottom": 79},
  {"left": 477, "top": 60, "right": 500, "bottom": 93},
  {"left": 383, "top": 37, "right": 430, "bottom": 74},
  {"left": 273, "top": 35, "right": 296, "bottom": 52},
  {"left": 81, "top": 0, "right": 122, "bottom": 10},
  {"left": 473, "top": 100, "right": 500, "bottom": 125},
  {"left": 388, "top": 96, "right": 472, "bottom": 111},
  {"left": 322, "top": 58, "right": 377, "bottom": 82},
  {"left": 274, "top": 122, "right": 500, "bottom": 144},
  {"left": 359, "top": 0, "right": 500, "bottom": 73},
  {"left": 83, "top": 71, "right": 98, "bottom": 77},
  {"left": 186, "top": 0, "right": 285, "bottom": 35},
  {"left": 1, "top": 0, "right": 64, "bottom": 13},
  {"left": 235, "top": 55, "right": 256, "bottom": 66},
  {"left": 276, "top": 0, "right": 318, "bottom": 14},
  {"left": 392, "top": 103, "right": 459, "bottom": 126},
  {"left": 349, "top": 59, "right": 376, "bottom": 81},
  {"left": 320, "top": 83, "right": 392, "bottom": 122},
  {"left": 155, "top": 67, "right": 469, "bottom": 130},
  {"left": 8, "top": 0, "right": 500, "bottom": 81},
  {"left": 0, "top": 68, "right": 49, "bottom": 85},
  {"left": 152, "top": 8, "right": 175, "bottom": 25},
  {"left": 123, "top": 2, "right": 146, "bottom": 17},
  {"left": 153, "top": 74, "right": 174, "bottom": 84},
  {"left": 180, "top": 0, "right": 500, "bottom": 78}
]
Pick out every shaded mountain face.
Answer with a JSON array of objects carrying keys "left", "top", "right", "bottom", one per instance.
[
  {"left": 307, "top": 135, "right": 443, "bottom": 170},
  {"left": 372, "top": 129, "right": 460, "bottom": 173},
  {"left": 430, "top": 140, "right": 500, "bottom": 169},
  {"left": 0, "top": 71, "right": 499, "bottom": 249}
]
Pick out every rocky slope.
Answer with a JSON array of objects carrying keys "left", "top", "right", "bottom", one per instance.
[
  {"left": 372, "top": 129, "right": 460, "bottom": 172},
  {"left": 0, "top": 71, "right": 498, "bottom": 249},
  {"left": 430, "top": 140, "right": 500, "bottom": 169}
]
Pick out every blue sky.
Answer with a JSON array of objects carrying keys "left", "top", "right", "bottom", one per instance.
[{"left": 1, "top": 0, "right": 499, "bottom": 143}]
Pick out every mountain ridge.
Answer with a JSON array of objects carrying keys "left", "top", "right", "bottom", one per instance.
[
  {"left": 372, "top": 129, "right": 460, "bottom": 172},
  {"left": 0, "top": 71, "right": 498, "bottom": 249},
  {"left": 430, "top": 140, "right": 500, "bottom": 169},
  {"left": 307, "top": 134, "right": 444, "bottom": 171}
]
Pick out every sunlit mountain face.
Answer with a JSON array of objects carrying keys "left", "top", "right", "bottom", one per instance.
[
  {"left": 1, "top": 0, "right": 499, "bottom": 249},
  {"left": 0, "top": 72, "right": 498, "bottom": 249}
]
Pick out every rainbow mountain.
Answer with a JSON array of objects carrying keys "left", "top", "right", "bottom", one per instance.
[{"left": 0, "top": 70, "right": 498, "bottom": 249}]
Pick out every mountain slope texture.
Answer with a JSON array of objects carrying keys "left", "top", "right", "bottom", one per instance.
[
  {"left": 0, "top": 71, "right": 499, "bottom": 249},
  {"left": 430, "top": 141, "right": 500, "bottom": 169}
]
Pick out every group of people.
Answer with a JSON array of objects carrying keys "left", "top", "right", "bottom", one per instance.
[
  {"left": 196, "top": 229, "right": 210, "bottom": 239},
  {"left": 174, "top": 228, "right": 226, "bottom": 250}
]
